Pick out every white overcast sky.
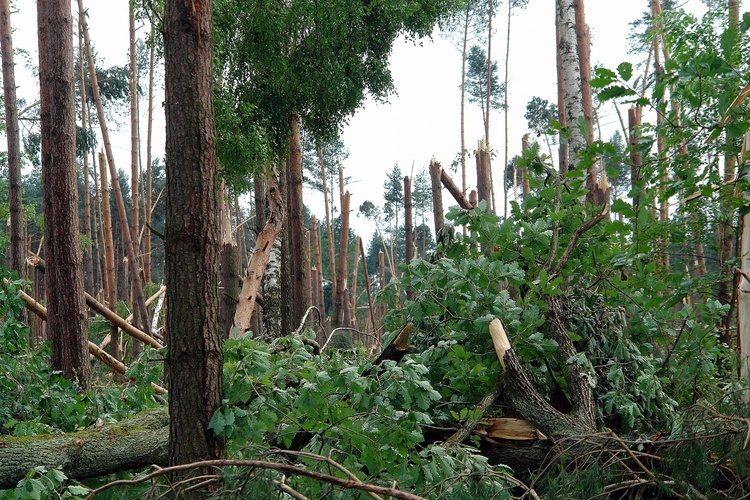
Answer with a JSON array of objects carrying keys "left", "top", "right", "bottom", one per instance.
[{"left": 7, "top": 1, "right": 741, "bottom": 243}]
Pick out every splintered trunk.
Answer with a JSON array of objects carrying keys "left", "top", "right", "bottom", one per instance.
[
  {"left": 428, "top": 158, "right": 444, "bottom": 237},
  {"left": 219, "top": 187, "right": 239, "bottom": 340},
  {"left": 234, "top": 176, "right": 285, "bottom": 338},
  {"left": 99, "top": 153, "right": 121, "bottom": 363},
  {"left": 77, "top": 0, "right": 151, "bottom": 337},
  {"left": 38, "top": 0, "right": 90, "bottom": 390},
  {"left": 475, "top": 139, "right": 491, "bottom": 212},
  {"left": 1, "top": 0, "right": 23, "bottom": 281},
  {"left": 335, "top": 192, "right": 351, "bottom": 327},
  {"left": 404, "top": 176, "right": 413, "bottom": 264}
]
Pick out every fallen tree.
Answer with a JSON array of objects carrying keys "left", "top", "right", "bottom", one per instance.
[{"left": 0, "top": 408, "right": 168, "bottom": 489}]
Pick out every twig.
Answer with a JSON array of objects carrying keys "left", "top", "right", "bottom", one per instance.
[
  {"left": 696, "top": 403, "right": 750, "bottom": 449},
  {"left": 84, "top": 459, "right": 425, "bottom": 500},
  {"left": 552, "top": 203, "right": 609, "bottom": 276},
  {"left": 321, "top": 327, "right": 380, "bottom": 352},
  {"left": 268, "top": 450, "right": 383, "bottom": 500}
]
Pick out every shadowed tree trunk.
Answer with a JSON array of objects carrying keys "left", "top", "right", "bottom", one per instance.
[
  {"left": 1, "top": 0, "right": 24, "bottom": 284},
  {"left": 38, "top": 0, "right": 90, "bottom": 390},
  {"left": 77, "top": 31, "right": 94, "bottom": 295},
  {"left": 164, "top": 0, "right": 224, "bottom": 473},
  {"left": 318, "top": 148, "right": 337, "bottom": 323}
]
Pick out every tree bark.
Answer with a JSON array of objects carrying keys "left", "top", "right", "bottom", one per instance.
[
  {"left": 164, "top": 0, "right": 224, "bottom": 468},
  {"left": 440, "top": 169, "right": 474, "bottom": 210},
  {"left": 287, "top": 115, "right": 310, "bottom": 328},
  {"left": 77, "top": 0, "right": 151, "bottom": 337},
  {"left": 78, "top": 31, "right": 94, "bottom": 295},
  {"left": 0, "top": 408, "right": 169, "bottom": 490},
  {"left": 234, "top": 176, "right": 285, "bottom": 336},
  {"left": 1, "top": 0, "right": 24, "bottom": 281},
  {"left": 128, "top": 5, "right": 142, "bottom": 360},
  {"left": 428, "top": 158, "right": 444, "bottom": 237},
  {"left": 144, "top": 23, "right": 156, "bottom": 284},
  {"left": 38, "top": 0, "right": 91, "bottom": 390},
  {"left": 220, "top": 187, "right": 240, "bottom": 341},
  {"left": 335, "top": 192, "right": 351, "bottom": 327},
  {"left": 319, "top": 148, "right": 337, "bottom": 321},
  {"left": 475, "top": 139, "right": 491, "bottom": 212},
  {"left": 557, "top": 0, "right": 586, "bottom": 173},
  {"left": 99, "top": 152, "right": 122, "bottom": 362}
]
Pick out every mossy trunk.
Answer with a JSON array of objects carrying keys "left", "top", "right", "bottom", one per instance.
[{"left": 0, "top": 408, "right": 168, "bottom": 489}]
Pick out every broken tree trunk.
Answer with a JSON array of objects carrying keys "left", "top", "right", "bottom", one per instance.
[
  {"left": 428, "top": 158, "right": 444, "bottom": 237},
  {"left": 475, "top": 139, "right": 491, "bottom": 212},
  {"left": 335, "top": 191, "right": 351, "bottom": 328},
  {"left": 0, "top": 408, "right": 168, "bottom": 489},
  {"left": 29, "top": 256, "right": 162, "bottom": 350},
  {"left": 234, "top": 174, "right": 285, "bottom": 336},
  {"left": 440, "top": 168, "right": 474, "bottom": 210},
  {"left": 11, "top": 282, "right": 166, "bottom": 394}
]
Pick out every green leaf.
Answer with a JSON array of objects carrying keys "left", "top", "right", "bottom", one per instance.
[{"left": 617, "top": 62, "right": 633, "bottom": 81}]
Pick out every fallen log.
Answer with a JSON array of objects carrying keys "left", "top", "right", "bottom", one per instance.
[
  {"left": 7, "top": 280, "right": 167, "bottom": 395},
  {"left": 0, "top": 408, "right": 168, "bottom": 489},
  {"left": 27, "top": 255, "right": 162, "bottom": 349}
]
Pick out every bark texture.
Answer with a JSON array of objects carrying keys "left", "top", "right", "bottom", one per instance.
[
  {"left": 1, "top": 0, "right": 24, "bottom": 278},
  {"left": 164, "top": 0, "right": 224, "bottom": 466},
  {"left": 38, "top": 0, "right": 90, "bottom": 390},
  {"left": 0, "top": 409, "right": 169, "bottom": 489},
  {"left": 556, "top": 0, "right": 586, "bottom": 172},
  {"left": 288, "top": 116, "right": 310, "bottom": 327}
]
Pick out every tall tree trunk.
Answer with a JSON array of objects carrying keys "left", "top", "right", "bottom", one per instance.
[
  {"left": 502, "top": 0, "right": 512, "bottom": 218},
  {"left": 100, "top": 152, "right": 121, "bottom": 363},
  {"left": 335, "top": 192, "right": 351, "bottom": 327},
  {"left": 77, "top": 31, "right": 94, "bottom": 295},
  {"left": 251, "top": 173, "right": 266, "bottom": 336},
  {"left": 429, "top": 158, "right": 444, "bottom": 238},
  {"left": 556, "top": 0, "right": 586, "bottom": 173},
  {"left": 460, "top": 1, "right": 470, "bottom": 221},
  {"left": 521, "top": 134, "right": 530, "bottom": 203},
  {"left": 1, "top": 0, "right": 23, "bottom": 282},
  {"left": 129, "top": 5, "right": 142, "bottom": 357},
  {"left": 738, "top": 130, "right": 750, "bottom": 403},
  {"left": 38, "top": 0, "right": 90, "bottom": 390},
  {"left": 77, "top": 0, "right": 151, "bottom": 337},
  {"left": 164, "top": 0, "right": 224, "bottom": 472},
  {"left": 485, "top": 0, "right": 496, "bottom": 214},
  {"left": 555, "top": 5, "right": 568, "bottom": 174},
  {"left": 287, "top": 115, "right": 310, "bottom": 328},
  {"left": 144, "top": 23, "right": 156, "bottom": 284},
  {"left": 318, "top": 148, "right": 337, "bottom": 322}
]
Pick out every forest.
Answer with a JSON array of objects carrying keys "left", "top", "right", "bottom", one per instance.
[{"left": 1, "top": 0, "right": 750, "bottom": 498}]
